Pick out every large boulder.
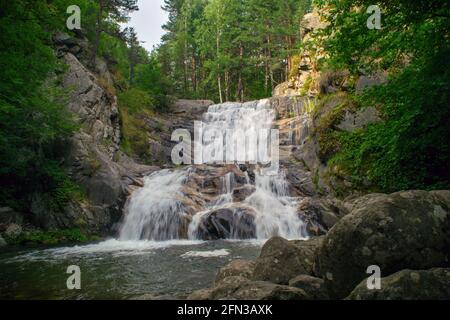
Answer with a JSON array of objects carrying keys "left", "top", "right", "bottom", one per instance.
[
  {"left": 252, "top": 236, "right": 324, "bottom": 284},
  {"left": 347, "top": 268, "right": 450, "bottom": 300},
  {"left": 215, "top": 260, "right": 255, "bottom": 285},
  {"left": 315, "top": 190, "right": 450, "bottom": 298},
  {"left": 288, "top": 275, "right": 329, "bottom": 300},
  {"left": 192, "top": 276, "right": 309, "bottom": 300},
  {"left": 298, "top": 197, "right": 349, "bottom": 236},
  {"left": 195, "top": 207, "right": 256, "bottom": 240}
]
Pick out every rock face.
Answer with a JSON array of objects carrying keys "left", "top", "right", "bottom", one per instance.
[
  {"left": 315, "top": 190, "right": 450, "bottom": 298},
  {"left": 24, "top": 37, "right": 156, "bottom": 234},
  {"left": 55, "top": 52, "right": 155, "bottom": 234},
  {"left": 252, "top": 236, "right": 324, "bottom": 284},
  {"left": 347, "top": 268, "right": 450, "bottom": 300}
]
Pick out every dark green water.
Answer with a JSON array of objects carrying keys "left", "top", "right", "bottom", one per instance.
[{"left": 0, "top": 239, "right": 262, "bottom": 300}]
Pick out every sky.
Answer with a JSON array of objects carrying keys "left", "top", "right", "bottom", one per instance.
[{"left": 126, "top": 0, "right": 169, "bottom": 52}]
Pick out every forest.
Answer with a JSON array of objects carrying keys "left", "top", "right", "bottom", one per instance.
[{"left": 0, "top": 0, "right": 449, "bottom": 213}]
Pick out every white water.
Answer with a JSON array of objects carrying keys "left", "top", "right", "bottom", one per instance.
[
  {"left": 119, "top": 169, "right": 189, "bottom": 241},
  {"left": 120, "top": 100, "right": 308, "bottom": 241}
]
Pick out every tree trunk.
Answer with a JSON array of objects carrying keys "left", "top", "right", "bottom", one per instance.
[
  {"left": 91, "top": 0, "right": 104, "bottom": 67},
  {"left": 236, "top": 44, "right": 244, "bottom": 102},
  {"left": 224, "top": 69, "right": 230, "bottom": 102}
]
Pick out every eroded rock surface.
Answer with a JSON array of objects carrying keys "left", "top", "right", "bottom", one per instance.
[{"left": 315, "top": 190, "right": 450, "bottom": 298}]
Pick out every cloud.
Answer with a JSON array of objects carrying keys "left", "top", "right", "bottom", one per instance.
[{"left": 126, "top": 0, "right": 168, "bottom": 52}]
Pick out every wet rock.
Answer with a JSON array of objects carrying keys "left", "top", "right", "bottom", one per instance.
[
  {"left": 252, "top": 236, "right": 324, "bottom": 284},
  {"left": 232, "top": 186, "right": 255, "bottom": 202},
  {"left": 284, "top": 164, "right": 317, "bottom": 197},
  {"left": 289, "top": 275, "right": 329, "bottom": 300},
  {"left": 215, "top": 260, "right": 256, "bottom": 285},
  {"left": 298, "top": 197, "right": 349, "bottom": 235},
  {"left": 196, "top": 207, "right": 256, "bottom": 240},
  {"left": 315, "top": 190, "right": 450, "bottom": 299},
  {"left": 347, "top": 268, "right": 450, "bottom": 300}
]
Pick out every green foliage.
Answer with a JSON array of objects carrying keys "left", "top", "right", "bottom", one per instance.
[
  {"left": 0, "top": 1, "right": 79, "bottom": 210},
  {"left": 118, "top": 88, "right": 155, "bottom": 114},
  {"left": 134, "top": 55, "right": 173, "bottom": 110},
  {"left": 316, "top": 0, "right": 450, "bottom": 192},
  {"left": 118, "top": 89, "right": 155, "bottom": 161},
  {"left": 331, "top": 51, "right": 450, "bottom": 192},
  {"left": 158, "top": 0, "right": 312, "bottom": 102},
  {"left": 4, "top": 228, "right": 98, "bottom": 246}
]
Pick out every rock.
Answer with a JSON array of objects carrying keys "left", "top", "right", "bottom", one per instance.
[
  {"left": 232, "top": 186, "right": 255, "bottom": 202},
  {"left": 298, "top": 197, "right": 349, "bottom": 235},
  {"left": 0, "top": 234, "right": 7, "bottom": 247},
  {"left": 355, "top": 72, "right": 388, "bottom": 93},
  {"left": 273, "top": 82, "right": 298, "bottom": 97},
  {"left": 195, "top": 207, "right": 256, "bottom": 240},
  {"left": 289, "top": 275, "right": 329, "bottom": 299},
  {"left": 4, "top": 223, "right": 22, "bottom": 238},
  {"left": 172, "top": 99, "right": 214, "bottom": 118},
  {"left": 53, "top": 32, "right": 78, "bottom": 47},
  {"left": 215, "top": 260, "right": 256, "bottom": 285},
  {"left": 207, "top": 276, "right": 308, "bottom": 300},
  {"left": 319, "top": 71, "right": 350, "bottom": 94},
  {"left": 315, "top": 190, "right": 450, "bottom": 299},
  {"left": 0, "top": 207, "right": 23, "bottom": 225},
  {"left": 336, "top": 107, "right": 380, "bottom": 132},
  {"left": 347, "top": 268, "right": 450, "bottom": 300},
  {"left": 284, "top": 163, "right": 317, "bottom": 197},
  {"left": 187, "top": 288, "right": 214, "bottom": 300},
  {"left": 252, "top": 236, "right": 324, "bottom": 284},
  {"left": 301, "top": 10, "right": 328, "bottom": 36}
]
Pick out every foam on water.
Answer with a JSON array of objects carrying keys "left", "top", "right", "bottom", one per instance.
[{"left": 181, "top": 249, "right": 230, "bottom": 258}]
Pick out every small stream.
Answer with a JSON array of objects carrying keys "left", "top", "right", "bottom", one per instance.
[{"left": 0, "top": 240, "right": 262, "bottom": 300}]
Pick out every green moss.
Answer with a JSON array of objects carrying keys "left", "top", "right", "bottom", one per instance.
[
  {"left": 4, "top": 228, "right": 98, "bottom": 246},
  {"left": 45, "top": 178, "right": 86, "bottom": 213},
  {"left": 313, "top": 92, "right": 359, "bottom": 164},
  {"left": 300, "top": 75, "right": 313, "bottom": 96},
  {"left": 118, "top": 88, "right": 157, "bottom": 162}
]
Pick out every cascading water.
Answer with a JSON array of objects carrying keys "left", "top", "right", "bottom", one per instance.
[
  {"left": 119, "top": 169, "right": 189, "bottom": 241},
  {"left": 120, "top": 100, "right": 308, "bottom": 241}
]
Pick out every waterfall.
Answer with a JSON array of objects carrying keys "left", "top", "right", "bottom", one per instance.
[
  {"left": 246, "top": 171, "right": 307, "bottom": 239},
  {"left": 120, "top": 100, "right": 308, "bottom": 241},
  {"left": 119, "top": 169, "right": 189, "bottom": 241}
]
